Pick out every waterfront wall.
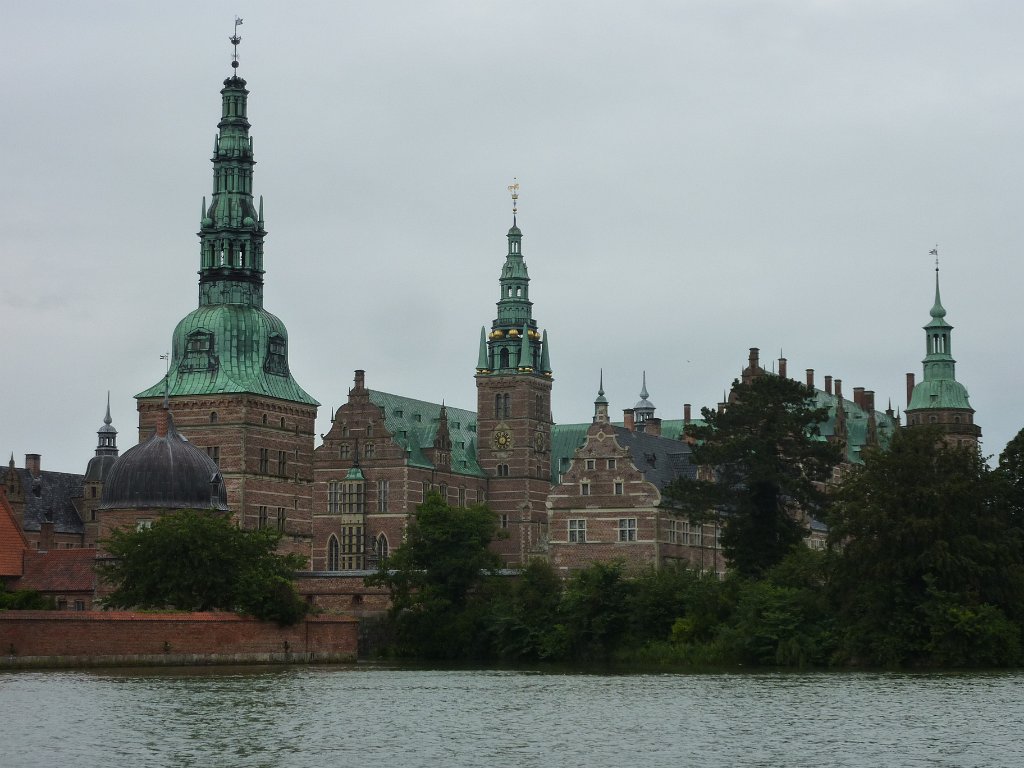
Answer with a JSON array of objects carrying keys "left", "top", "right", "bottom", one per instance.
[{"left": 0, "top": 611, "right": 358, "bottom": 668}]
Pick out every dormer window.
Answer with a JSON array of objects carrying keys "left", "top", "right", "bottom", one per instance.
[
  {"left": 264, "top": 333, "right": 289, "bottom": 376},
  {"left": 180, "top": 330, "right": 218, "bottom": 373}
]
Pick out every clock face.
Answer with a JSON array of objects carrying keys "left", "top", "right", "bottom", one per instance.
[{"left": 492, "top": 429, "right": 513, "bottom": 451}]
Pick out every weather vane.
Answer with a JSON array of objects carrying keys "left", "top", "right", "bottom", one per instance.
[
  {"left": 508, "top": 178, "right": 519, "bottom": 222},
  {"left": 159, "top": 352, "right": 170, "bottom": 374},
  {"left": 929, "top": 245, "right": 939, "bottom": 271},
  {"left": 230, "top": 17, "right": 244, "bottom": 71}
]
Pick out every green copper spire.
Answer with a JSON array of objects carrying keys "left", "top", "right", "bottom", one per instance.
[
  {"left": 479, "top": 181, "right": 551, "bottom": 378},
  {"left": 137, "top": 29, "right": 316, "bottom": 406},
  {"left": 476, "top": 326, "right": 489, "bottom": 372}
]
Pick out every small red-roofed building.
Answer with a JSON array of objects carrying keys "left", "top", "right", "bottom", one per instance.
[{"left": 14, "top": 549, "right": 98, "bottom": 610}]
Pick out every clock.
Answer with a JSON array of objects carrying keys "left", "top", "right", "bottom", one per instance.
[{"left": 492, "top": 429, "right": 513, "bottom": 451}]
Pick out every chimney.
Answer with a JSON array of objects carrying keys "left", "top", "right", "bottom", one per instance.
[
  {"left": 646, "top": 417, "right": 662, "bottom": 437},
  {"left": 623, "top": 408, "right": 635, "bottom": 432},
  {"left": 778, "top": 357, "right": 787, "bottom": 379},
  {"left": 865, "top": 390, "right": 875, "bottom": 413},
  {"left": 835, "top": 379, "right": 843, "bottom": 401},
  {"left": 748, "top": 347, "right": 759, "bottom": 370},
  {"left": 824, "top": 376, "right": 833, "bottom": 395},
  {"left": 853, "top": 387, "right": 865, "bottom": 410},
  {"left": 906, "top": 373, "right": 915, "bottom": 408},
  {"left": 354, "top": 369, "right": 365, "bottom": 391},
  {"left": 40, "top": 511, "right": 54, "bottom": 552},
  {"left": 806, "top": 368, "right": 814, "bottom": 389},
  {"left": 683, "top": 403, "right": 692, "bottom": 423},
  {"left": 25, "top": 454, "right": 40, "bottom": 477}
]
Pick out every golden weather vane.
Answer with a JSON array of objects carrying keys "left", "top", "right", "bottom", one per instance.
[{"left": 508, "top": 178, "right": 519, "bottom": 215}]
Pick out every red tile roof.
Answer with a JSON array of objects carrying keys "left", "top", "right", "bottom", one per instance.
[
  {"left": 0, "top": 489, "right": 29, "bottom": 577},
  {"left": 16, "top": 548, "right": 97, "bottom": 593}
]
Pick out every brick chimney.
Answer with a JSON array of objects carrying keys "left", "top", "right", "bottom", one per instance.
[
  {"left": 835, "top": 379, "right": 843, "bottom": 401},
  {"left": 748, "top": 347, "right": 759, "bottom": 370},
  {"left": 646, "top": 417, "right": 662, "bottom": 437},
  {"left": 906, "top": 373, "right": 915, "bottom": 408},
  {"left": 25, "top": 454, "right": 40, "bottom": 477},
  {"left": 354, "top": 369, "right": 366, "bottom": 391},
  {"left": 623, "top": 408, "right": 635, "bottom": 432},
  {"left": 853, "top": 387, "right": 865, "bottom": 410},
  {"left": 806, "top": 368, "right": 814, "bottom": 389},
  {"left": 683, "top": 403, "right": 692, "bottom": 423},
  {"left": 778, "top": 357, "right": 788, "bottom": 379},
  {"left": 824, "top": 376, "right": 833, "bottom": 395},
  {"left": 865, "top": 390, "right": 875, "bottom": 413}
]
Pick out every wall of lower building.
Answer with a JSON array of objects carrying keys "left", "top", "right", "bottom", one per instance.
[{"left": 0, "top": 611, "right": 357, "bottom": 667}]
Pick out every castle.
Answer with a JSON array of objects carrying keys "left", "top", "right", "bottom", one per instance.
[{"left": 0, "top": 44, "right": 981, "bottom": 609}]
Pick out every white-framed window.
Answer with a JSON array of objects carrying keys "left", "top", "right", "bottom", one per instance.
[
  {"left": 580, "top": 481, "right": 591, "bottom": 496},
  {"left": 568, "top": 519, "right": 586, "bottom": 543},
  {"left": 135, "top": 519, "right": 153, "bottom": 532},
  {"left": 607, "top": 458, "right": 616, "bottom": 470},
  {"left": 377, "top": 479, "right": 389, "bottom": 512},
  {"left": 327, "top": 535, "right": 339, "bottom": 571},
  {"left": 585, "top": 459, "right": 596, "bottom": 470},
  {"left": 377, "top": 533, "right": 389, "bottom": 559},
  {"left": 496, "top": 464, "right": 510, "bottom": 477},
  {"left": 257, "top": 506, "right": 268, "bottom": 529},
  {"left": 458, "top": 487, "right": 466, "bottom": 507},
  {"left": 618, "top": 518, "right": 637, "bottom": 542},
  {"left": 276, "top": 507, "right": 286, "bottom": 531},
  {"left": 613, "top": 481, "right": 623, "bottom": 495},
  {"left": 328, "top": 480, "right": 341, "bottom": 514},
  {"left": 684, "top": 521, "right": 703, "bottom": 546},
  {"left": 499, "top": 514, "right": 509, "bottom": 529},
  {"left": 668, "top": 519, "right": 680, "bottom": 544}
]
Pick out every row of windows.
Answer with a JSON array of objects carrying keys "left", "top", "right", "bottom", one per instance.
[
  {"left": 326, "top": 531, "right": 390, "bottom": 571},
  {"left": 258, "top": 448, "right": 290, "bottom": 476},
  {"left": 495, "top": 464, "right": 546, "bottom": 479},
  {"left": 579, "top": 480, "right": 624, "bottom": 496},
  {"left": 323, "top": 479, "right": 477, "bottom": 512},
  {"left": 256, "top": 506, "right": 287, "bottom": 531},
  {"left": 563, "top": 519, "right": 722, "bottom": 546},
  {"left": 207, "top": 412, "right": 292, "bottom": 429}
]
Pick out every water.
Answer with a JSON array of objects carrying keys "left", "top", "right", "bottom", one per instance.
[{"left": 1, "top": 666, "right": 1022, "bottom": 767}]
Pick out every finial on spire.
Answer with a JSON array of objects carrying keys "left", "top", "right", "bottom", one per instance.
[
  {"left": 928, "top": 246, "right": 946, "bottom": 319},
  {"left": 230, "top": 17, "right": 244, "bottom": 71},
  {"left": 639, "top": 370, "right": 649, "bottom": 400},
  {"left": 508, "top": 178, "right": 519, "bottom": 225},
  {"left": 930, "top": 245, "right": 939, "bottom": 272},
  {"left": 104, "top": 391, "right": 112, "bottom": 426},
  {"left": 160, "top": 352, "right": 170, "bottom": 375}
]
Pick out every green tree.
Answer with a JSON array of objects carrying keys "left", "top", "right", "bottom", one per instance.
[
  {"left": 828, "top": 427, "right": 1024, "bottom": 666},
  {"left": 489, "top": 558, "right": 563, "bottom": 661},
  {"left": 666, "top": 374, "right": 841, "bottom": 577},
  {"left": 551, "top": 561, "right": 634, "bottom": 662},
  {"left": 368, "top": 493, "right": 501, "bottom": 658},
  {"left": 995, "top": 426, "right": 1024, "bottom": 527},
  {"left": 97, "top": 509, "right": 308, "bottom": 625}
]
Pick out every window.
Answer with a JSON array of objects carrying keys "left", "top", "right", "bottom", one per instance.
[
  {"left": 280, "top": 417, "right": 286, "bottom": 429},
  {"left": 499, "top": 514, "right": 509, "bottom": 529},
  {"left": 457, "top": 487, "right": 466, "bottom": 507},
  {"left": 585, "top": 459, "right": 596, "bottom": 471},
  {"left": 74, "top": 600, "right": 85, "bottom": 611},
  {"left": 581, "top": 481, "right": 591, "bottom": 496},
  {"left": 568, "top": 519, "right": 586, "bottom": 543},
  {"left": 364, "top": 443, "right": 375, "bottom": 459},
  {"left": 136, "top": 519, "right": 153, "bottom": 532},
  {"left": 377, "top": 533, "right": 389, "bottom": 560},
  {"left": 478, "top": 489, "right": 486, "bottom": 503},
  {"left": 257, "top": 506, "right": 268, "bottom": 529},
  {"left": 668, "top": 519, "right": 680, "bottom": 544},
  {"left": 607, "top": 458, "right": 616, "bottom": 470},
  {"left": 210, "top": 411, "right": 218, "bottom": 424},
  {"left": 618, "top": 518, "right": 637, "bottom": 542},
  {"left": 262, "top": 414, "right": 268, "bottom": 425},
  {"left": 366, "top": 423, "right": 374, "bottom": 438},
  {"left": 341, "top": 525, "right": 364, "bottom": 569},
  {"left": 685, "top": 521, "right": 703, "bottom": 546},
  {"left": 423, "top": 480, "right": 430, "bottom": 499},
  {"left": 439, "top": 482, "right": 448, "bottom": 500},
  {"left": 181, "top": 330, "right": 217, "bottom": 372},
  {"left": 327, "top": 535, "right": 339, "bottom": 571},
  {"left": 276, "top": 507, "right": 286, "bottom": 531},
  {"left": 377, "top": 479, "right": 389, "bottom": 512},
  {"left": 613, "top": 481, "right": 623, "bottom": 495},
  {"left": 342, "top": 481, "right": 365, "bottom": 515},
  {"left": 503, "top": 393, "right": 511, "bottom": 418},
  {"left": 206, "top": 446, "right": 220, "bottom": 465},
  {"left": 259, "top": 448, "right": 269, "bottom": 474},
  {"left": 328, "top": 480, "right": 341, "bottom": 513},
  {"left": 277, "top": 450, "right": 287, "bottom": 476},
  {"left": 340, "top": 443, "right": 350, "bottom": 460},
  {"left": 264, "top": 333, "right": 288, "bottom": 375},
  {"left": 496, "top": 464, "right": 509, "bottom": 477}
]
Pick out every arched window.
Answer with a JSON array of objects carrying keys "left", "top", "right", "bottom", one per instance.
[
  {"left": 439, "top": 482, "right": 448, "bottom": 499},
  {"left": 377, "top": 533, "right": 389, "bottom": 560},
  {"left": 327, "top": 535, "right": 339, "bottom": 571},
  {"left": 366, "top": 423, "right": 374, "bottom": 438},
  {"left": 500, "top": 348, "right": 510, "bottom": 369},
  {"left": 280, "top": 417, "right": 286, "bottom": 429},
  {"left": 262, "top": 414, "right": 268, "bottom": 425},
  {"left": 210, "top": 411, "right": 218, "bottom": 424}
]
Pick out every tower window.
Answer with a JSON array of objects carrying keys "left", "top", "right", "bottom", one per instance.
[
  {"left": 264, "top": 333, "right": 289, "bottom": 376},
  {"left": 503, "top": 394, "right": 511, "bottom": 418},
  {"left": 181, "top": 330, "right": 217, "bottom": 373},
  {"left": 500, "top": 348, "right": 510, "bottom": 369},
  {"left": 210, "top": 411, "right": 218, "bottom": 424},
  {"left": 327, "top": 535, "right": 340, "bottom": 571},
  {"left": 496, "top": 464, "right": 509, "bottom": 477}
]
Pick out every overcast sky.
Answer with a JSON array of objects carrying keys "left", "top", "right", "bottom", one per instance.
[{"left": 3, "top": 1, "right": 1023, "bottom": 473}]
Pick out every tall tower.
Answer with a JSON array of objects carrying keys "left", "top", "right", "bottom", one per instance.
[
  {"left": 135, "top": 24, "right": 318, "bottom": 555},
  {"left": 905, "top": 259, "right": 981, "bottom": 446},
  {"left": 475, "top": 182, "right": 553, "bottom": 564},
  {"left": 82, "top": 394, "right": 119, "bottom": 544}
]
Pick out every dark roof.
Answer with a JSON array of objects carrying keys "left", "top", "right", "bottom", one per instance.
[
  {"left": 0, "top": 467, "right": 85, "bottom": 535},
  {"left": 84, "top": 454, "right": 118, "bottom": 483},
  {"left": 609, "top": 426, "right": 697, "bottom": 490},
  {"left": 16, "top": 549, "right": 97, "bottom": 593},
  {"left": 99, "top": 412, "right": 228, "bottom": 511}
]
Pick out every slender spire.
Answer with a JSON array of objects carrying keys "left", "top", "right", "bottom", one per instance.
[
  {"left": 477, "top": 326, "right": 489, "bottom": 371},
  {"left": 539, "top": 329, "right": 551, "bottom": 375},
  {"left": 639, "top": 371, "right": 649, "bottom": 400},
  {"left": 104, "top": 391, "right": 112, "bottom": 426},
  {"left": 929, "top": 248, "right": 946, "bottom": 320}
]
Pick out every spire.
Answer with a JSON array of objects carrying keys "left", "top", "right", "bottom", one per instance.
[
  {"left": 539, "top": 329, "right": 551, "bottom": 375},
  {"left": 95, "top": 392, "right": 118, "bottom": 457},
  {"left": 634, "top": 371, "right": 655, "bottom": 423},
  {"left": 594, "top": 369, "right": 609, "bottom": 424},
  {"left": 639, "top": 371, "right": 649, "bottom": 400},
  {"left": 519, "top": 323, "right": 532, "bottom": 371},
  {"left": 476, "top": 326, "right": 489, "bottom": 372},
  {"left": 596, "top": 369, "right": 607, "bottom": 404},
  {"left": 930, "top": 248, "right": 946, "bottom": 320}
]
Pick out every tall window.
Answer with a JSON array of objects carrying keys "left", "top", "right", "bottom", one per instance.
[
  {"left": 341, "top": 525, "right": 364, "bottom": 569},
  {"left": 503, "top": 394, "right": 511, "bottom": 418},
  {"left": 328, "top": 480, "right": 341, "bottom": 514},
  {"left": 496, "top": 464, "right": 509, "bottom": 477},
  {"left": 613, "top": 481, "right": 623, "bottom": 496},
  {"left": 580, "top": 481, "right": 591, "bottom": 496},
  {"left": 458, "top": 487, "right": 466, "bottom": 507},
  {"left": 618, "top": 518, "right": 637, "bottom": 542},
  {"left": 364, "top": 443, "right": 375, "bottom": 459},
  {"left": 276, "top": 507, "right": 286, "bottom": 532},
  {"left": 668, "top": 519, "right": 680, "bottom": 544},
  {"left": 258, "top": 506, "right": 268, "bottom": 529},
  {"left": 377, "top": 479, "right": 389, "bottom": 513},
  {"left": 327, "top": 535, "right": 339, "bottom": 571},
  {"left": 259, "top": 448, "right": 269, "bottom": 474},
  {"left": 340, "top": 443, "right": 350, "bottom": 460},
  {"left": 568, "top": 519, "right": 586, "bottom": 543},
  {"left": 439, "top": 482, "right": 448, "bottom": 500},
  {"left": 342, "top": 481, "right": 365, "bottom": 515},
  {"left": 377, "top": 533, "right": 389, "bottom": 560},
  {"left": 499, "top": 514, "right": 509, "bottom": 529},
  {"left": 206, "top": 446, "right": 220, "bottom": 465},
  {"left": 210, "top": 411, "right": 218, "bottom": 424},
  {"left": 277, "top": 450, "right": 287, "bottom": 476},
  {"left": 684, "top": 521, "right": 702, "bottom": 546}
]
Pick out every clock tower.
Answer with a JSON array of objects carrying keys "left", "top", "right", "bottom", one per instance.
[{"left": 475, "top": 182, "right": 553, "bottom": 564}]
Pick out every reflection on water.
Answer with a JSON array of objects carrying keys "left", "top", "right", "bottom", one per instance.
[{"left": 1, "top": 666, "right": 1022, "bottom": 767}]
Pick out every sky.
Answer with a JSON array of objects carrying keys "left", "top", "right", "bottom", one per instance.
[{"left": 3, "top": 1, "right": 1023, "bottom": 473}]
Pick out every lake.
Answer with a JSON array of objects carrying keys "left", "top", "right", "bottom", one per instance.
[{"left": 1, "top": 666, "right": 1021, "bottom": 767}]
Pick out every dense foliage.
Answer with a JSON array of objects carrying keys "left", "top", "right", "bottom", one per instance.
[
  {"left": 370, "top": 428, "right": 1024, "bottom": 669},
  {"left": 97, "top": 509, "right": 309, "bottom": 625},
  {"left": 665, "top": 375, "right": 841, "bottom": 577},
  {"left": 0, "top": 587, "right": 56, "bottom": 610}
]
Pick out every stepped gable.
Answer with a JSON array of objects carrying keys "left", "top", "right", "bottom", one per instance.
[
  {"left": 0, "top": 465, "right": 84, "bottom": 536},
  {"left": 608, "top": 426, "right": 697, "bottom": 490}
]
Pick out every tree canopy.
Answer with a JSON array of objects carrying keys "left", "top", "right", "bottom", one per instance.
[
  {"left": 97, "top": 509, "right": 309, "bottom": 625},
  {"left": 666, "top": 374, "right": 841, "bottom": 577},
  {"left": 827, "top": 427, "right": 1024, "bottom": 666}
]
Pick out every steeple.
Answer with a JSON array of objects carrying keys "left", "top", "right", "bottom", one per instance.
[
  {"left": 634, "top": 371, "right": 655, "bottom": 423},
  {"left": 95, "top": 392, "right": 119, "bottom": 458},
  {"left": 478, "top": 181, "right": 551, "bottom": 378},
  {"left": 198, "top": 18, "right": 265, "bottom": 309},
  {"left": 593, "top": 370, "right": 609, "bottom": 423},
  {"left": 905, "top": 251, "right": 980, "bottom": 444}
]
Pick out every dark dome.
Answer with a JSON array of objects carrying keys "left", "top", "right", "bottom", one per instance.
[
  {"left": 99, "top": 411, "right": 228, "bottom": 511},
  {"left": 84, "top": 454, "right": 118, "bottom": 483}
]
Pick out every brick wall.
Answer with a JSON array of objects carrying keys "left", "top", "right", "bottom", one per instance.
[{"left": 0, "top": 611, "right": 357, "bottom": 668}]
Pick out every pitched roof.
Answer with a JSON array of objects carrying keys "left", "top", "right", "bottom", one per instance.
[
  {"left": 0, "top": 490, "right": 29, "bottom": 577},
  {"left": 608, "top": 425, "right": 698, "bottom": 490},
  {"left": 368, "top": 390, "right": 485, "bottom": 477},
  {"left": 0, "top": 467, "right": 84, "bottom": 535},
  {"left": 16, "top": 549, "right": 97, "bottom": 593}
]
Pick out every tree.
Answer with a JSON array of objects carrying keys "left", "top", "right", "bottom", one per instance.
[
  {"left": 995, "top": 426, "right": 1024, "bottom": 527},
  {"left": 828, "top": 427, "right": 1024, "bottom": 666},
  {"left": 367, "top": 493, "right": 501, "bottom": 658},
  {"left": 97, "top": 509, "right": 309, "bottom": 625},
  {"left": 666, "top": 374, "right": 841, "bottom": 577}
]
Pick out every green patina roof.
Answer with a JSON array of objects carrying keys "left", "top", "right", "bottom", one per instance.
[
  {"left": 367, "top": 391, "right": 485, "bottom": 477},
  {"left": 812, "top": 390, "right": 897, "bottom": 463},
  {"left": 908, "top": 379, "right": 973, "bottom": 412},
  {"left": 136, "top": 304, "right": 318, "bottom": 405}
]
